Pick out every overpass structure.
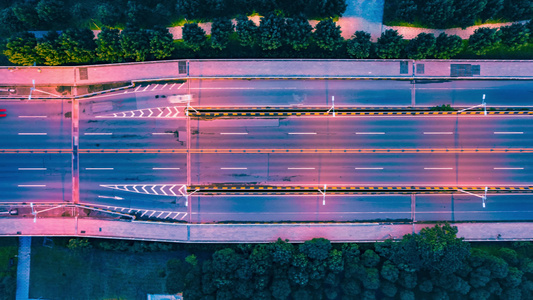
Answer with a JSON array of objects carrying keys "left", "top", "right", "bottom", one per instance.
[{"left": 1, "top": 59, "right": 533, "bottom": 242}]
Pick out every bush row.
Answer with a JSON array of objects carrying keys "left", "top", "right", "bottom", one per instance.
[
  {"left": 0, "top": 0, "right": 347, "bottom": 38},
  {"left": 177, "top": 224, "right": 533, "bottom": 300},
  {"left": 384, "top": 0, "right": 533, "bottom": 29},
  {"left": 3, "top": 18, "right": 533, "bottom": 66}
]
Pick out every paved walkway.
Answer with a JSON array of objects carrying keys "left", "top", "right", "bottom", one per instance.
[
  {"left": 2, "top": 219, "right": 532, "bottom": 243},
  {"left": 16, "top": 236, "right": 31, "bottom": 300}
]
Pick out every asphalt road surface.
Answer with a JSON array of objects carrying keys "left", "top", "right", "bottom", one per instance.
[
  {"left": 0, "top": 100, "right": 71, "bottom": 149},
  {"left": 0, "top": 153, "right": 71, "bottom": 203},
  {"left": 192, "top": 116, "right": 532, "bottom": 149},
  {"left": 188, "top": 194, "right": 533, "bottom": 222}
]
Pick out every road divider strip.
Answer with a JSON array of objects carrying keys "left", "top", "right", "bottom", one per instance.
[{"left": 3, "top": 148, "right": 533, "bottom": 154}]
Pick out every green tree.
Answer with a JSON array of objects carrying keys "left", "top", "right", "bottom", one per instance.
[
  {"left": 306, "top": 0, "right": 347, "bottom": 18},
  {"left": 381, "top": 260, "right": 400, "bottom": 282},
  {"left": 166, "top": 259, "right": 185, "bottom": 293},
  {"left": 182, "top": 22, "right": 206, "bottom": 52},
  {"left": 284, "top": 15, "right": 312, "bottom": 51},
  {"left": 347, "top": 30, "right": 372, "bottom": 58},
  {"left": 382, "top": 280, "right": 398, "bottom": 297},
  {"left": 435, "top": 32, "right": 463, "bottom": 59},
  {"left": 96, "top": 27, "right": 123, "bottom": 63},
  {"left": 314, "top": 18, "right": 343, "bottom": 51},
  {"left": 500, "top": 23, "right": 530, "bottom": 50},
  {"left": 120, "top": 24, "right": 151, "bottom": 61},
  {"left": 66, "top": 238, "right": 92, "bottom": 251},
  {"left": 176, "top": 0, "right": 203, "bottom": 19},
  {"left": 236, "top": 15, "right": 257, "bottom": 47},
  {"left": 271, "top": 238, "right": 294, "bottom": 266},
  {"left": 70, "top": 3, "right": 90, "bottom": 20},
  {"left": 406, "top": 32, "right": 436, "bottom": 59},
  {"left": 501, "top": 267, "right": 523, "bottom": 288},
  {"left": 452, "top": 0, "right": 487, "bottom": 29},
  {"left": 398, "top": 270, "right": 417, "bottom": 289},
  {"left": 210, "top": 17, "right": 234, "bottom": 50},
  {"left": 258, "top": 14, "right": 285, "bottom": 51},
  {"left": 12, "top": 1, "right": 40, "bottom": 28},
  {"left": 97, "top": 2, "right": 122, "bottom": 26},
  {"left": 362, "top": 267, "right": 380, "bottom": 290},
  {"left": 36, "top": 0, "right": 66, "bottom": 26},
  {"left": 3, "top": 31, "right": 39, "bottom": 65},
  {"left": 419, "top": 0, "right": 455, "bottom": 28},
  {"left": 396, "top": 0, "right": 417, "bottom": 23},
  {"left": 149, "top": 26, "right": 175, "bottom": 59},
  {"left": 0, "top": 8, "right": 27, "bottom": 35},
  {"left": 57, "top": 28, "right": 96, "bottom": 64},
  {"left": 35, "top": 30, "right": 63, "bottom": 65},
  {"left": 376, "top": 29, "right": 404, "bottom": 59},
  {"left": 126, "top": 0, "right": 148, "bottom": 25},
  {"left": 299, "top": 238, "right": 332, "bottom": 261},
  {"left": 469, "top": 27, "right": 501, "bottom": 55},
  {"left": 527, "top": 20, "right": 533, "bottom": 42},
  {"left": 270, "top": 278, "right": 291, "bottom": 300},
  {"left": 502, "top": 0, "right": 533, "bottom": 21},
  {"left": 480, "top": 0, "right": 504, "bottom": 22},
  {"left": 327, "top": 249, "right": 344, "bottom": 274},
  {"left": 361, "top": 249, "right": 380, "bottom": 268},
  {"left": 250, "top": 244, "right": 273, "bottom": 276}
]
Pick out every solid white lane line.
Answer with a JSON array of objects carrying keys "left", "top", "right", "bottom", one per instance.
[
  {"left": 220, "top": 167, "right": 248, "bottom": 170},
  {"left": 493, "top": 168, "right": 524, "bottom": 170},
  {"left": 189, "top": 87, "right": 254, "bottom": 90},
  {"left": 18, "top": 116, "right": 47, "bottom": 118},
  {"left": 18, "top": 168, "right": 46, "bottom": 171},
  {"left": 355, "top": 132, "right": 385, "bottom": 135},
  {"left": 151, "top": 132, "right": 174, "bottom": 135},
  {"left": 153, "top": 168, "right": 181, "bottom": 170},
  {"left": 288, "top": 167, "right": 315, "bottom": 170},
  {"left": 18, "top": 185, "right": 46, "bottom": 187},
  {"left": 85, "top": 168, "right": 114, "bottom": 170},
  {"left": 220, "top": 133, "right": 248, "bottom": 135},
  {"left": 151, "top": 85, "right": 158, "bottom": 91},
  {"left": 494, "top": 132, "right": 523, "bottom": 134},
  {"left": 177, "top": 83, "right": 185, "bottom": 90},
  {"left": 84, "top": 133, "right": 112, "bottom": 135},
  {"left": 143, "top": 85, "right": 149, "bottom": 91},
  {"left": 423, "top": 132, "right": 453, "bottom": 135},
  {"left": 169, "top": 83, "right": 176, "bottom": 90},
  {"left": 18, "top": 133, "right": 47, "bottom": 135},
  {"left": 288, "top": 132, "right": 316, "bottom": 135},
  {"left": 355, "top": 168, "right": 384, "bottom": 170},
  {"left": 134, "top": 86, "right": 141, "bottom": 92},
  {"left": 424, "top": 168, "right": 453, "bottom": 170}
]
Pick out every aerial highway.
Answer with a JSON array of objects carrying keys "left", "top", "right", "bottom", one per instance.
[{"left": 1, "top": 78, "right": 532, "bottom": 224}]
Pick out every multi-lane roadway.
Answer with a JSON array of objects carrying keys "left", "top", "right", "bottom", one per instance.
[{"left": 1, "top": 79, "right": 532, "bottom": 222}]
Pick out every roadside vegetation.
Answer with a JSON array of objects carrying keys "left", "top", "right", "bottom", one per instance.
[
  {"left": 0, "top": 238, "right": 17, "bottom": 300},
  {"left": 1, "top": 1, "right": 533, "bottom": 65},
  {"left": 25, "top": 224, "right": 533, "bottom": 299},
  {"left": 384, "top": 0, "right": 532, "bottom": 29}
]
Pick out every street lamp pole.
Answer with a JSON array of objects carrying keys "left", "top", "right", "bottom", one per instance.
[
  {"left": 458, "top": 94, "right": 486, "bottom": 115},
  {"left": 457, "top": 187, "right": 488, "bottom": 208},
  {"left": 326, "top": 96, "right": 335, "bottom": 117},
  {"left": 318, "top": 184, "right": 327, "bottom": 205}
]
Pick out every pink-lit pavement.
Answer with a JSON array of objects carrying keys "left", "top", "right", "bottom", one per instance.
[
  {"left": 2, "top": 218, "right": 532, "bottom": 243},
  {"left": 3, "top": 59, "right": 533, "bottom": 89}
]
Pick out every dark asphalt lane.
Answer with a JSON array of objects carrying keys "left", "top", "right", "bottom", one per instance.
[
  {"left": 79, "top": 118, "right": 187, "bottom": 149},
  {"left": 79, "top": 153, "right": 186, "bottom": 204},
  {"left": 0, "top": 153, "right": 71, "bottom": 202},
  {"left": 190, "top": 194, "right": 411, "bottom": 222},
  {"left": 0, "top": 100, "right": 71, "bottom": 149},
  {"left": 187, "top": 79, "right": 533, "bottom": 107},
  {"left": 188, "top": 193, "right": 533, "bottom": 223},
  {"left": 191, "top": 153, "right": 533, "bottom": 186},
  {"left": 193, "top": 116, "right": 533, "bottom": 149}
]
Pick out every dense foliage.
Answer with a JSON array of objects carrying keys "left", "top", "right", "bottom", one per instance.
[
  {"left": 384, "top": 0, "right": 532, "bottom": 28},
  {"left": 3, "top": 12, "right": 533, "bottom": 65},
  {"left": 179, "top": 224, "right": 533, "bottom": 300}
]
